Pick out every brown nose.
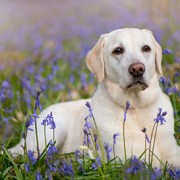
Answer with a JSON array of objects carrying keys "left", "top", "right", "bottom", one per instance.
[{"left": 128, "top": 63, "right": 145, "bottom": 77}]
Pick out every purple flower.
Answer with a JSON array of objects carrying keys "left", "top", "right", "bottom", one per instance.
[
  {"left": 59, "top": 161, "right": 74, "bottom": 177},
  {"left": 124, "top": 101, "right": 130, "bottom": 121},
  {"left": 167, "top": 168, "right": 180, "bottom": 179},
  {"left": 25, "top": 116, "right": 35, "bottom": 131},
  {"left": 162, "top": 49, "right": 172, "bottom": 55},
  {"left": 24, "top": 163, "right": 30, "bottom": 172},
  {"left": 34, "top": 90, "right": 42, "bottom": 113},
  {"left": 83, "top": 116, "right": 92, "bottom": 146},
  {"left": 113, "top": 132, "right": 120, "bottom": 144},
  {"left": 35, "top": 170, "right": 43, "bottom": 180},
  {"left": 151, "top": 167, "right": 162, "bottom": 180},
  {"left": 47, "top": 140, "right": 58, "bottom": 156},
  {"left": 94, "top": 134, "right": 99, "bottom": 150},
  {"left": 45, "top": 112, "right": 56, "bottom": 129},
  {"left": 141, "top": 128, "right": 150, "bottom": 143},
  {"left": 2, "top": 81, "right": 10, "bottom": 89},
  {"left": 126, "top": 156, "right": 144, "bottom": 175},
  {"left": 104, "top": 142, "right": 112, "bottom": 162},
  {"left": 154, "top": 108, "right": 167, "bottom": 125},
  {"left": 92, "top": 156, "right": 102, "bottom": 170},
  {"left": 85, "top": 101, "right": 93, "bottom": 118},
  {"left": 74, "top": 150, "right": 83, "bottom": 165},
  {"left": 27, "top": 149, "right": 37, "bottom": 165}
]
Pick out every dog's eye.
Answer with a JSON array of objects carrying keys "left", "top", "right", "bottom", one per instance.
[
  {"left": 112, "top": 47, "right": 125, "bottom": 55},
  {"left": 142, "top": 45, "right": 151, "bottom": 52}
]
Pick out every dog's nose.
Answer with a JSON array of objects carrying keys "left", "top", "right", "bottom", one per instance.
[{"left": 128, "top": 63, "right": 145, "bottom": 77}]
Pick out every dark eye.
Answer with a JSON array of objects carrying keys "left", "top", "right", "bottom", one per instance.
[
  {"left": 112, "top": 47, "right": 125, "bottom": 55},
  {"left": 142, "top": 45, "right": 151, "bottom": 52}
]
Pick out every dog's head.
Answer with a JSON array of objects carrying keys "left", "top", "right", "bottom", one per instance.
[{"left": 86, "top": 28, "right": 162, "bottom": 91}]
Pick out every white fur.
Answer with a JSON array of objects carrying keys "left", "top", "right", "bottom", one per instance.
[{"left": 10, "top": 28, "right": 180, "bottom": 167}]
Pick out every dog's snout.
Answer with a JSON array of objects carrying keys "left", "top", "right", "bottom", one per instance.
[{"left": 128, "top": 63, "right": 145, "bottom": 77}]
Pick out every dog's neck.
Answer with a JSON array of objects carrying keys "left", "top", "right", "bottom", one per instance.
[{"left": 99, "top": 74, "right": 162, "bottom": 109}]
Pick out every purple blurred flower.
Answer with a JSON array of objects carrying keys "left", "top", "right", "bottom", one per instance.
[
  {"left": 59, "top": 161, "right": 74, "bottom": 177},
  {"left": 113, "top": 132, "right": 120, "bottom": 144},
  {"left": 154, "top": 108, "right": 167, "bottom": 125},
  {"left": 25, "top": 115, "right": 35, "bottom": 131},
  {"left": 151, "top": 167, "right": 162, "bottom": 180},
  {"left": 27, "top": 149, "right": 37, "bottom": 165},
  {"left": 2, "top": 81, "right": 10, "bottom": 89},
  {"left": 85, "top": 101, "right": 93, "bottom": 118},
  {"left": 126, "top": 156, "right": 144, "bottom": 175},
  {"left": 24, "top": 163, "right": 30, "bottom": 172},
  {"left": 167, "top": 168, "right": 180, "bottom": 179},
  {"left": 35, "top": 170, "right": 43, "bottom": 180},
  {"left": 69, "top": 74, "right": 75, "bottom": 84},
  {"left": 94, "top": 134, "right": 99, "bottom": 150},
  {"left": 162, "top": 49, "right": 172, "bottom": 55},
  {"left": 124, "top": 101, "right": 130, "bottom": 121},
  {"left": 74, "top": 150, "right": 83, "bottom": 165},
  {"left": 34, "top": 90, "right": 42, "bottom": 113},
  {"left": 104, "top": 142, "right": 112, "bottom": 162},
  {"left": 43, "top": 112, "right": 56, "bottom": 129},
  {"left": 47, "top": 140, "right": 58, "bottom": 156},
  {"left": 92, "top": 156, "right": 102, "bottom": 170},
  {"left": 141, "top": 127, "right": 150, "bottom": 143}
]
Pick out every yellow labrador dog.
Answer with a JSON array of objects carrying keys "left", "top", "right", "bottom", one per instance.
[{"left": 11, "top": 28, "right": 180, "bottom": 168}]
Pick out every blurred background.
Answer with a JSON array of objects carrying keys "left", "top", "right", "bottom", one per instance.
[
  {"left": 0, "top": 0, "right": 180, "bottom": 145},
  {"left": 0, "top": 0, "right": 180, "bottom": 69}
]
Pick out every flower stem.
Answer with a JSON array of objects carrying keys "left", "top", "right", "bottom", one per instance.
[
  {"left": 150, "top": 122, "right": 159, "bottom": 165},
  {"left": 123, "top": 120, "right": 127, "bottom": 162},
  {"left": 34, "top": 116, "right": 40, "bottom": 158}
]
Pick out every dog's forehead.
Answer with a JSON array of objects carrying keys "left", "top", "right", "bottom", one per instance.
[{"left": 105, "top": 28, "right": 153, "bottom": 48}]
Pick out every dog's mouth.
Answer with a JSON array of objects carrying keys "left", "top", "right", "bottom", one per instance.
[{"left": 127, "top": 80, "right": 148, "bottom": 90}]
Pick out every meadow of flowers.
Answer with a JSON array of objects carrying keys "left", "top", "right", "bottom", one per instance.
[{"left": 0, "top": 0, "right": 180, "bottom": 179}]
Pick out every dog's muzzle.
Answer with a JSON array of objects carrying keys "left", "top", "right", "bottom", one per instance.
[{"left": 127, "top": 63, "right": 148, "bottom": 90}]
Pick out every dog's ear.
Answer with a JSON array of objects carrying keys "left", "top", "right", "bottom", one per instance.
[
  {"left": 143, "top": 29, "right": 163, "bottom": 77},
  {"left": 85, "top": 34, "right": 107, "bottom": 82}
]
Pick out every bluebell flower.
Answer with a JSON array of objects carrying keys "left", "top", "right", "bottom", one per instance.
[
  {"left": 47, "top": 162, "right": 57, "bottom": 172},
  {"left": 94, "top": 134, "right": 99, "bottom": 150},
  {"left": 46, "top": 112, "right": 56, "bottom": 129},
  {"left": 163, "top": 49, "right": 172, "bottom": 55},
  {"left": 92, "top": 156, "right": 102, "bottom": 170},
  {"left": 154, "top": 108, "right": 167, "bottom": 125},
  {"left": 113, "top": 132, "right": 120, "bottom": 144},
  {"left": 159, "top": 76, "right": 166, "bottom": 88},
  {"left": 124, "top": 101, "right": 130, "bottom": 121},
  {"left": 85, "top": 101, "right": 93, "bottom": 118},
  {"left": 35, "top": 170, "right": 43, "bottom": 180},
  {"left": 83, "top": 116, "right": 92, "bottom": 146},
  {"left": 104, "top": 142, "right": 112, "bottom": 162},
  {"left": 126, "top": 156, "right": 144, "bottom": 175},
  {"left": 34, "top": 90, "right": 42, "bottom": 113},
  {"left": 24, "top": 163, "right": 30, "bottom": 172},
  {"left": 167, "top": 168, "right": 180, "bottom": 179},
  {"left": 27, "top": 150, "right": 37, "bottom": 165},
  {"left": 141, "top": 128, "right": 150, "bottom": 143},
  {"left": 1, "top": 81, "right": 10, "bottom": 89},
  {"left": 69, "top": 74, "right": 75, "bottom": 84},
  {"left": 151, "top": 167, "right": 162, "bottom": 180},
  {"left": 74, "top": 150, "right": 83, "bottom": 165},
  {"left": 47, "top": 140, "right": 58, "bottom": 156},
  {"left": 59, "top": 161, "right": 74, "bottom": 177},
  {"left": 25, "top": 116, "right": 35, "bottom": 131}
]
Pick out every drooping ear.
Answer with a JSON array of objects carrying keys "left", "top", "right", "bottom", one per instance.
[
  {"left": 143, "top": 29, "right": 163, "bottom": 77},
  {"left": 85, "top": 34, "right": 107, "bottom": 82}
]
